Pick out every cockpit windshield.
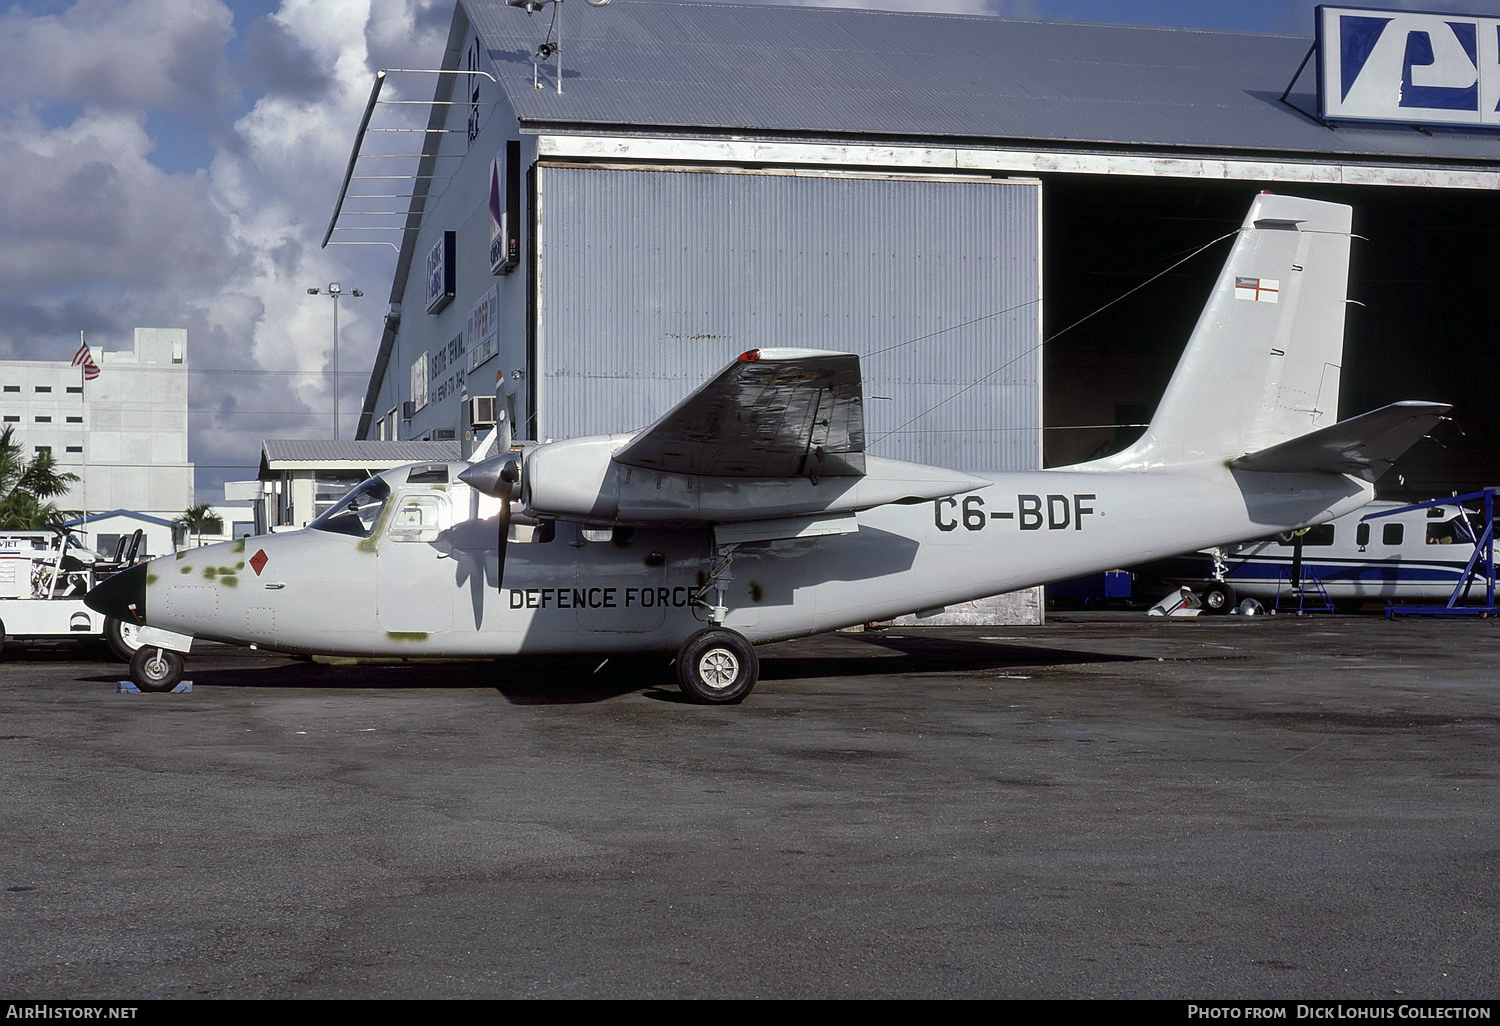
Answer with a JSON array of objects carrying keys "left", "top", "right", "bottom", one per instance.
[{"left": 308, "top": 477, "right": 391, "bottom": 538}]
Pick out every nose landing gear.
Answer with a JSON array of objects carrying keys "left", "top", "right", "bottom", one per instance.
[{"left": 129, "top": 647, "right": 187, "bottom": 693}]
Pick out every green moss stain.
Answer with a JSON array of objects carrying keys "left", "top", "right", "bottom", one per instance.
[
  {"left": 385, "top": 631, "right": 429, "bottom": 643},
  {"left": 179, "top": 566, "right": 192, "bottom": 574},
  {"left": 233, "top": 539, "right": 246, "bottom": 553},
  {"left": 145, "top": 573, "right": 159, "bottom": 585},
  {"left": 203, "top": 567, "right": 218, "bottom": 579},
  {"left": 220, "top": 576, "right": 238, "bottom": 588}
]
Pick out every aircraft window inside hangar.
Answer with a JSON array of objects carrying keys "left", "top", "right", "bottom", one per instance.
[
  {"left": 1383, "top": 523, "right": 1404, "bottom": 545},
  {"left": 1278, "top": 524, "right": 1335, "bottom": 547},
  {"left": 309, "top": 478, "right": 390, "bottom": 538}
]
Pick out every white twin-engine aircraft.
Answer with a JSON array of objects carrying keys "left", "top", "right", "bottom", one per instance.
[{"left": 88, "top": 194, "right": 1448, "bottom": 701}]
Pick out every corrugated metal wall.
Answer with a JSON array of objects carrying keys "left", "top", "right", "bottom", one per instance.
[{"left": 536, "top": 165, "right": 1041, "bottom": 472}]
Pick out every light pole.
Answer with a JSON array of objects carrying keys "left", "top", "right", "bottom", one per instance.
[{"left": 306, "top": 282, "right": 362, "bottom": 439}]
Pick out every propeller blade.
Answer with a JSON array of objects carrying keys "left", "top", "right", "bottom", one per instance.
[{"left": 496, "top": 493, "right": 511, "bottom": 593}]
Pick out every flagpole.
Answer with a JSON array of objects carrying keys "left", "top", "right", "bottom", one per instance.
[{"left": 80, "top": 331, "right": 87, "bottom": 540}]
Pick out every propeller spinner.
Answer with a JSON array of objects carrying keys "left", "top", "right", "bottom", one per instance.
[{"left": 458, "top": 454, "right": 522, "bottom": 592}]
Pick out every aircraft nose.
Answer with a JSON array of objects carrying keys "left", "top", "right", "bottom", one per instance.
[{"left": 85, "top": 562, "right": 147, "bottom": 624}]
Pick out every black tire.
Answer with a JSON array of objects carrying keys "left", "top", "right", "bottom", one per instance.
[
  {"left": 130, "top": 647, "right": 187, "bottom": 693},
  {"left": 675, "top": 628, "right": 758, "bottom": 704},
  {"left": 1200, "top": 582, "right": 1237, "bottom": 615},
  {"left": 104, "top": 617, "right": 144, "bottom": 663}
]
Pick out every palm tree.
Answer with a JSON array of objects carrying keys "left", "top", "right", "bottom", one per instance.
[
  {"left": 175, "top": 503, "right": 224, "bottom": 549},
  {"left": 0, "top": 427, "right": 79, "bottom": 530}
]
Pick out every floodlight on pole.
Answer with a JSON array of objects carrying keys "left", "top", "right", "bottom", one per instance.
[{"left": 306, "top": 282, "right": 363, "bottom": 439}]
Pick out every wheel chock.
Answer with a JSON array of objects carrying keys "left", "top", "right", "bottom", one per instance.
[{"left": 116, "top": 681, "right": 193, "bottom": 694}]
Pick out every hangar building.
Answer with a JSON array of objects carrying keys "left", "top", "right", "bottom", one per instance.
[{"left": 346, "top": 0, "right": 1500, "bottom": 504}]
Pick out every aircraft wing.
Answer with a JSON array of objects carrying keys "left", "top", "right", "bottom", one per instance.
[
  {"left": 613, "top": 348, "right": 866, "bottom": 478},
  {"left": 1231, "top": 401, "right": 1450, "bottom": 481}
]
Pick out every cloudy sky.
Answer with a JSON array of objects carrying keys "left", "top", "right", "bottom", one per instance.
[{"left": 0, "top": 0, "right": 1487, "bottom": 504}]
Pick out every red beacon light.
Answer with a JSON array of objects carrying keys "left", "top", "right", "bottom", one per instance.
[{"left": 737, "top": 349, "right": 761, "bottom": 362}]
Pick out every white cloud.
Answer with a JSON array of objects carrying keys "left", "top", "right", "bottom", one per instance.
[
  {"left": 0, "top": 0, "right": 237, "bottom": 113},
  {"left": 0, "top": 110, "right": 237, "bottom": 293},
  {"left": 0, "top": 1, "right": 455, "bottom": 501}
]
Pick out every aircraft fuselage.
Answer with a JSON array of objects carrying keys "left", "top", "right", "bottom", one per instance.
[{"left": 114, "top": 460, "right": 1369, "bottom": 659}]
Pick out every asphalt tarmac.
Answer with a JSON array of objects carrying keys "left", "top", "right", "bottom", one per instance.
[{"left": 0, "top": 612, "right": 1496, "bottom": 1000}]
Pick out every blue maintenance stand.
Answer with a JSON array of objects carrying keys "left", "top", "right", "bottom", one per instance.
[{"left": 1364, "top": 488, "right": 1498, "bottom": 618}]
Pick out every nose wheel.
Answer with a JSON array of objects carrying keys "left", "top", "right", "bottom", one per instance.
[
  {"left": 676, "top": 628, "right": 758, "bottom": 704},
  {"left": 129, "top": 646, "right": 187, "bottom": 693}
]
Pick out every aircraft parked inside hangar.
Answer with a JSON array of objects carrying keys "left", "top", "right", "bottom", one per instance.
[
  {"left": 1148, "top": 496, "right": 1489, "bottom": 613},
  {"left": 87, "top": 194, "right": 1449, "bottom": 702}
]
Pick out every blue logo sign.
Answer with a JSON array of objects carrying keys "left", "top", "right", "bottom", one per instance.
[{"left": 1318, "top": 5, "right": 1500, "bottom": 128}]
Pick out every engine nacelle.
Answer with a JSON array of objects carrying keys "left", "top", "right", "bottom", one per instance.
[
  {"left": 522, "top": 435, "right": 628, "bottom": 521},
  {"left": 518, "top": 434, "right": 990, "bottom": 525}
]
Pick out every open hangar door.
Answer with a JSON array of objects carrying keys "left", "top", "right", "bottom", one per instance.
[{"left": 1040, "top": 175, "right": 1499, "bottom": 500}]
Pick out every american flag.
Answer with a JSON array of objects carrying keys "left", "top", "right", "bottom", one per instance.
[{"left": 71, "top": 338, "right": 100, "bottom": 381}]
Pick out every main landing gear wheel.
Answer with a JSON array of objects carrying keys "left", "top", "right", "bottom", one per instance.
[
  {"left": 1200, "top": 581, "right": 1237, "bottom": 615},
  {"left": 130, "top": 647, "right": 186, "bottom": 693},
  {"left": 104, "top": 617, "right": 144, "bottom": 663},
  {"left": 676, "top": 628, "right": 758, "bottom": 705}
]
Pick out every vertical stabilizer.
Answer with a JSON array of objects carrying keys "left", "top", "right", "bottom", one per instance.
[{"left": 1085, "top": 194, "right": 1353, "bottom": 468}]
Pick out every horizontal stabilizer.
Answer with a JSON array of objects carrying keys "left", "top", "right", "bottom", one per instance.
[{"left": 1230, "top": 401, "right": 1450, "bottom": 481}]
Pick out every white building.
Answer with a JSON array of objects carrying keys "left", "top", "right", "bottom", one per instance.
[{"left": 0, "top": 327, "right": 194, "bottom": 525}]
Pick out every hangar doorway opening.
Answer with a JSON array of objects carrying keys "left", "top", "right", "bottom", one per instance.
[{"left": 1041, "top": 175, "right": 1499, "bottom": 498}]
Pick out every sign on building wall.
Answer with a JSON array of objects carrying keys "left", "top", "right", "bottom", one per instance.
[
  {"left": 489, "top": 143, "right": 521, "bottom": 275},
  {"left": 429, "top": 332, "right": 466, "bottom": 406},
  {"left": 410, "top": 353, "right": 429, "bottom": 413},
  {"left": 466, "top": 286, "right": 499, "bottom": 373},
  {"left": 1317, "top": 5, "right": 1500, "bottom": 128},
  {"left": 425, "top": 231, "right": 456, "bottom": 313}
]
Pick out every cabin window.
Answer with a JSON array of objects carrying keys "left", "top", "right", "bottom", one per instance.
[
  {"left": 406, "top": 463, "right": 449, "bottom": 484},
  {"left": 308, "top": 477, "right": 391, "bottom": 539},
  {"left": 1280, "top": 524, "right": 1334, "bottom": 547},
  {"left": 312, "top": 472, "right": 369, "bottom": 520},
  {"left": 387, "top": 493, "right": 449, "bottom": 543},
  {"left": 1383, "top": 523, "right": 1404, "bottom": 545},
  {"left": 1303, "top": 524, "right": 1334, "bottom": 546},
  {"left": 1356, "top": 523, "right": 1370, "bottom": 547},
  {"left": 1426, "top": 522, "right": 1460, "bottom": 545}
]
